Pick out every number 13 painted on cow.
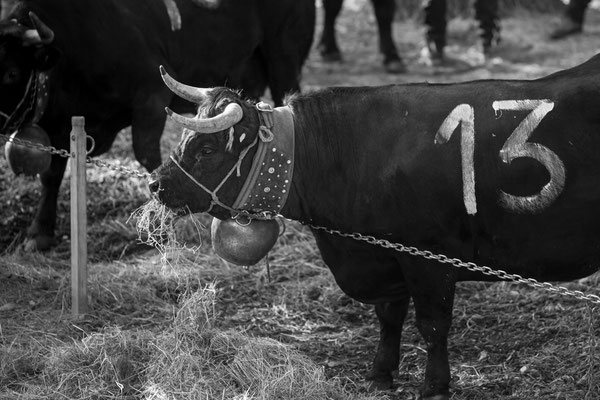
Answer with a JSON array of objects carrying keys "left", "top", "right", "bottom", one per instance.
[{"left": 435, "top": 99, "right": 565, "bottom": 215}]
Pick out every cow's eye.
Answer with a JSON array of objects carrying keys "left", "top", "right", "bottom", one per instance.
[{"left": 199, "top": 147, "right": 215, "bottom": 156}]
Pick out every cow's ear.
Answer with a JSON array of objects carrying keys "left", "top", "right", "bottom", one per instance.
[{"left": 32, "top": 46, "right": 59, "bottom": 71}]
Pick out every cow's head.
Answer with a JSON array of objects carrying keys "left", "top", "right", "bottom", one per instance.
[
  {"left": 0, "top": 11, "right": 58, "bottom": 132},
  {"left": 149, "top": 67, "right": 266, "bottom": 220}
]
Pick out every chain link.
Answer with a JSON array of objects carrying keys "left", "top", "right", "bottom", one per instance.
[
  {"left": 0, "top": 130, "right": 70, "bottom": 158},
  {"left": 0, "top": 131, "right": 150, "bottom": 179},
  {"left": 85, "top": 157, "right": 150, "bottom": 180},
  {"left": 308, "top": 224, "right": 600, "bottom": 305}
]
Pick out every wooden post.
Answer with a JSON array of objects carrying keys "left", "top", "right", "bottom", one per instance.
[{"left": 70, "top": 116, "right": 88, "bottom": 317}]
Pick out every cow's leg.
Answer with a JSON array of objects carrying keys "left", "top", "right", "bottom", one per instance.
[
  {"left": 402, "top": 262, "right": 456, "bottom": 400},
  {"left": 262, "top": 0, "right": 315, "bottom": 106},
  {"left": 423, "top": 0, "right": 447, "bottom": 63},
  {"left": 474, "top": 0, "right": 500, "bottom": 54},
  {"left": 131, "top": 92, "right": 169, "bottom": 172},
  {"left": 26, "top": 154, "right": 68, "bottom": 251},
  {"left": 549, "top": 0, "right": 590, "bottom": 40},
  {"left": 318, "top": 0, "right": 344, "bottom": 62},
  {"left": 366, "top": 297, "right": 410, "bottom": 390},
  {"left": 371, "top": 0, "right": 406, "bottom": 73}
]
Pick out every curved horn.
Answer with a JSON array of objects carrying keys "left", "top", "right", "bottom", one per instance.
[
  {"left": 160, "top": 65, "right": 211, "bottom": 103},
  {"left": 26, "top": 12, "right": 54, "bottom": 44},
  {"left": 166, "top": 102, "right": 243, "bottom": 133}
]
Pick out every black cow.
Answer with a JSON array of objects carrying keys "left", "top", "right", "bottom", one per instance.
[
  {"left": 0, "top": 0, "right": 314, "bottom": 250},
  {"left": 241, "top": 0, "right": 315, "bottom": 105},
  {"left": 425, "top": 0, "right": 500, "bottom": 62},
  {"left": 319, "top": 0, "right": 500, "bottom": 71},
  {"left": 318, "top": 0, "right": 406, "bottom": 73},
  {"left": 149, "top": 54, "right": 600, "bottom": 399}
]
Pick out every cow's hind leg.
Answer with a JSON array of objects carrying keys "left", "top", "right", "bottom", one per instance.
[
  {"left": 366, "top": 297, "right": 410, "bottom": 390},
  {"left": 371, "top": 0, "right": 406, "bottom": 73},
  {"left": 402, "top": 261, "right": 456, "bottom": 400},
  {"left": 318, "top": 0, "right": 344, "bottom": 61}
]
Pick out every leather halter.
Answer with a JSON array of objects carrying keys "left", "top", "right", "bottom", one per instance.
[{"left": 170, "top": 102, "right": 295, "bottom": 220}]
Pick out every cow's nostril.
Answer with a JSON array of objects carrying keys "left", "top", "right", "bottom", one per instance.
[{"left": 148, "top": 178, "right": 160, "bottom": 193}]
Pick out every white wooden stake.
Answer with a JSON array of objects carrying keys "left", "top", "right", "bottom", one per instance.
[{"left": 70, "top": 116, "right": 87, "bottom": 317}]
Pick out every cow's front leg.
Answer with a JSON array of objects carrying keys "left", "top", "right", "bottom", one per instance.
[
  {"left": 26, "top": 154, "right": 68, "bottom": 251},
  {"left": 366, "top": 297, "right": 410, "bottom": 390},
  {"left": 403, "top": 261, "right": 456, "bottom": 400}
]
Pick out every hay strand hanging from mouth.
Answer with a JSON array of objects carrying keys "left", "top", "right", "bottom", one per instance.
[{"left": 129, "top": 199, "right": 204, "bottom": 264}]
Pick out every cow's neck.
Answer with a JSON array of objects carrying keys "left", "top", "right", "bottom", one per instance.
[{"left": 280, "top": 91, "right": 377, "bottom": 232}]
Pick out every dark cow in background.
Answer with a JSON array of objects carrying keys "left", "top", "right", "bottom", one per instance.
[
  {"left": 318, "top": 0, "right": 500, "bottom": 71},
  {"left": 241, "top": 0, "right": 315, "bottom": 105},
  {"left": 0, "top": 0, "right": 314, "bottom": 250},
  {"left": 318, "top": 0, "right": 406, "bottom": 73},
  {"left": 425, "top": 0, "right": 500, "bottom": 62},
  {"left": 149, "top": 54, "right": 600, "bottom": 399}
]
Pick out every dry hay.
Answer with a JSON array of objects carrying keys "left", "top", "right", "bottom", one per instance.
[
  {"left": 5, "top": 285, "right": 378, "bottom": 400},
  {"left": 23, "top": 327, "right": 155, "bottom": 399},
  {"left": 129, "top": 198, "right": 205, "bottom": 265},
  {"left": 145, "top": 285, "right": 358, "bottom": 400}
]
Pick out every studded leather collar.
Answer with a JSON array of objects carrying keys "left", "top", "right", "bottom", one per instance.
[{"left": 231, "top": 102, "right": 294, "bottom": 217}]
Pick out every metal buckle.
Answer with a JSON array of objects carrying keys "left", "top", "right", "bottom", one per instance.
[{"left": 256, "top": 101, "right": 273, "bottom": 113}]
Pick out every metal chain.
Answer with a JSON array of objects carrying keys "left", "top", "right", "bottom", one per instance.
[
  {"left": 85, "top": 157, "right": 150, "bottom": 180},
  {"left": 0, "top": 130, "right": 70, "bottom": 158},
  {"left": 3, "top": 130, "right": 600, "bottom": 305},
  {"left": 0, "top": 132, "right": 150, "bottom": 179},
  {"left": 308, "top": 224, "right": 600, "bottom": 305}
]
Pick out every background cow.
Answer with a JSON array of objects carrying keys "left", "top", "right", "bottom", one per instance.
[
  {"left": 318, "top": 0, "right": 406, "bottom": 73},
  {"left": 0, "top": 0, "right": 314, "bottom": 250},
  {"left": 149, "top": 54, "right": 600, "bottom": 399},
  {"left": 318, "top": 0, "right": 500, "bottom": 71}
]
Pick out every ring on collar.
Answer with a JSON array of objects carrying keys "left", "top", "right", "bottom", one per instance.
[{"left": 256, "top": 102, "right": 275, "bottom": 142}]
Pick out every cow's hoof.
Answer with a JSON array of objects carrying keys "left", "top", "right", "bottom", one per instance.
[
  {"left": 549, "top": 18, "right": 582, "bottom": 40},
  {"left": 24, "top": 235, "right": 56, "bottom": 252},
  {"left": 364, "top": 369, "right": 393, "bottom": 391},
  {"left": 318, "top": 46, "right": 342, "bottom": 62},
  {"left": 383, "top": 59, "right": 406, "bottom": 74}
]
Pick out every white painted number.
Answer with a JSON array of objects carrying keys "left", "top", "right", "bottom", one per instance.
[
  {"left": 492, "top": 100, "right": 565, "bottom": 213},
  {"left": 435, "top": 99, "right": 565, "bottom": 214},
  {"left": 435, "top": 104, "right": 477, "bottom": 215}
]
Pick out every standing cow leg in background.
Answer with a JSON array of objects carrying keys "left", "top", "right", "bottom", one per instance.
[
  {"left": 474, "top": 0, "right": 500, "bottom": 55},
  {"left": 402, "top": 260, "right": 456, "bottom": 400},
  {"left": 318, "top": 0, "right": 344, "bottom": 62},
  {"left": 424, "top": 0, "right": 447, "bottom": 64},
  {"left": 318, "top": 0, "right": 406, "bottom": 73},
  {"left": 259, "top": 0, "right": 316, "bottom": 106},
  {"left": 372, "top": 0, "right": 406, "bottom": 73},
  {"left": 366, "top": 297, "right": 411, "bottom": 390},
  {"left": 26, "top": 154, "right": 68, "bottom": 251},
  {"left": 549, "top": 0, "right": 591, "bottom": 39},
  {"left": 424, "top": 0, "right": 500, "bottom": 65}
]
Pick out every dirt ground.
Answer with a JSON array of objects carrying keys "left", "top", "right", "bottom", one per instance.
[{"left": 3, "top": 4, "right": 600, "bottom": 400}]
